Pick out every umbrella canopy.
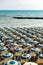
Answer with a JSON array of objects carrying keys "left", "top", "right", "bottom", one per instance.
[
  {"left": 39, "top": 54, "right": 43, "bottom": 58},
  {"left": 10, "top": 43, "right": 18, "bottom": 47},
  {"left": 20, "top": 53, "right": 31, "bottom": 59},
  {"left": 37, "top": 44, "right": 43, "bottom": 49},
  {"left": 13, "top": 47, "right": 23, "bottom": 52},
  {"left": 29, "top": 41, "right": 38, "bottom": 45},
  {"left": 35, "top": 38, "right": 42, "bottom": 42},
  {"left": 2, "top": 52, "right": 13, "bottom": 58},
  {"left": 24, "top": 38, "right": 32, "bottom": 42},
  {"left": 30, "top": 48, "right": 41, "bottom": 53},
  {"left": 2, "top": 35, "right": 8, "bottom": 41},
  {"left": 4, "top": 60, "right": 21, "bottom": 65},
  {"left": 0, "top": 42, "right": 4, "bottom": 46},
  {"left": 0, "top": 47, "right": 8, "bottom": 52},
  {"left": 5, "top": 39, "right": 13, "bottom": 43},
  {"left": 23, "top": 43, "right": 31, "bottom": 47}
]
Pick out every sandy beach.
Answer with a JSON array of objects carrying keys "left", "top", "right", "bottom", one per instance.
[
  {"left": 0, "top": 26, "right": 43, "bottom": 65},
  {"left": 0, "top": 10, "right": 43, "bottom": 65}
]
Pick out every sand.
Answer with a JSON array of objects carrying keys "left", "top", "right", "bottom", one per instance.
[{"left": 0, "top": 19, "right": 43, "bottom": 27}]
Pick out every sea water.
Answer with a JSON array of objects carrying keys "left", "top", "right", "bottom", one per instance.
[{"left": 0, "top": 10, "right": 43, "bottom": 27}]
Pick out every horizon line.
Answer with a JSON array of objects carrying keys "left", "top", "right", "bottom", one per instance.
[{"left": 0, "top": 9, "right": 43, "bottom": 10}]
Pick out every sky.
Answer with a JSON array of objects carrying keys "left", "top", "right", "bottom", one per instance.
[{"left": 0, "top": 0, "right": 43, "bottom": 10}]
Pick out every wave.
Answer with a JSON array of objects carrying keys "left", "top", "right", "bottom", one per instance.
[
  {"left": 0, "top": 15, "right": 11, "bottom": 18},
  {"left": 13, "top": 17, "right": 43, "bottom": 19}
]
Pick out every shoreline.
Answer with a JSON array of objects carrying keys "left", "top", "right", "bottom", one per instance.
[
  {"left": 0, "top": 24, "right": 43, "bottom": 28},
  {"left": 0, "top": 18, "right": 43, "bottom": 27}
]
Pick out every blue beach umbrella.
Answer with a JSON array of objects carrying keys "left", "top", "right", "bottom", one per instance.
[
  {"left": 0, "top": 42, "right": 4, "bottom": 46},
  {"left": 40, "top": 36, "right": 43, "bottom": 38},
  {"left": 37, "top": 44, "right": 43, "bottom": 49},
  {"left": 39, "top": 54, "right": 43, "bottom": 58},
  {"left": 30, "top": 48, "right": 41, "bottom": 53},
  {"left": 35, "top": 38, "right": 42, "bottom": 41},
  {"left": 0, "top": 47, "right": 8, "bottom": 52},
  {"left": 20, "top": 53, "right": 31, "bottom": 59},
  {"left": 24, "top": 38, "right": 32, "bottom": 42},
  {"left": 6, "top": 39, "right": 13, "bottom": 43},
  {"left": 14, "top": 47, "right": 23, "bottom": 52},
  {"left": 23, "top": 43, "right": 31, "bottom": 47},
  {"left": 2, "top": 52, "right": 13, "bottom": 58},
  {"left": 29, "top": 41, "right": 38, "bottom": 45},
  {"left": 2, "top": 35, "right": 8, "bottom": 40},
  {"left": 10, "top": 43, "right": 18, "bottom": 47},
  {"left": 4, "top": 60, "right": 21, "bottom": 65}
]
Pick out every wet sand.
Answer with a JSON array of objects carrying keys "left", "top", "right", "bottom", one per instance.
[{"left": 0, "top": 19, "right": 43, "bottom": 28}]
